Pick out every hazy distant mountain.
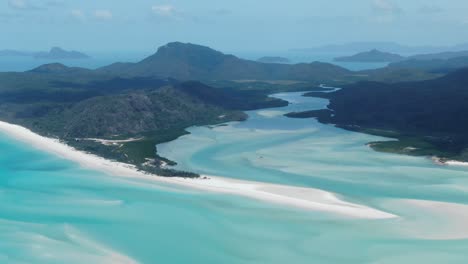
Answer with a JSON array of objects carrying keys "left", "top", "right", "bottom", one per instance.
[
  {"left": 99, "top": 42, "right": 350, "bottom": 81},
  {"left": 257, "top": 56, "right": 291, "bottom": 64},
  {"left": 390, "top": 56, "right": 468, "bottom": 73},
  {"left": 34, "top": 47, "right": 90, "bottom": 60},
  {"left": 0, "top": 50, "right": 32, "bottom": 57},
  {"left": 0, "top": 47, "right": 89, "bottom": 59},
  {"left": 293, "top": 42, "right": 468, "bottom": 54},
  {"left": 334, "top": 49, "right": 405, "bottom": 63},
  {"left": 408, "top": 50, "right": 468, "bottom": 60}
]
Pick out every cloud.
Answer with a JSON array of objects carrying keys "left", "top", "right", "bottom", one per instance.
[
  {"left": 94, "top": 10, "right": 113, "bottom": 20},
  {"left": 8, "top": 0, "right": 62, "bottom": 11},
  {"left": 419, "top": 5, "right": 444, "bottom": 14},
  {"left": 70, "top": 9, "right": 85, "bottom": 21},
  {"left": 46, "top": 0, "right": 66, "bottom": 7},
  {"left": 214, "top": 9, "right": 232, "bottom": 16},
  {"left": 151, "top": 5, "right": 175, "bottom": 16},
  {"left": 8, "top": 0, "right": 27, "bottom": 9},
  {"left": 8, "top": 0, "right": 39, "bottom": 10},
  {"left": 371, "top": 0, "right": 403, "bottom": 15}
]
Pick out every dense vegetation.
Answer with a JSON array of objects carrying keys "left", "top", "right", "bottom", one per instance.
[
  {"left": 296, "top": 68, "right": 468, "bottom": 161},
  {"left": 0, "top": 66, "right": 289, "bottom": 177},
  {"left": 98, "top": 42, "right": 353, "bottom": 82},
  {"left": 98, "top": 42, "right": 444, "bottom": 84}
]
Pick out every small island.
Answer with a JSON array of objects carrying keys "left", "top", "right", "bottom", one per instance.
[
  {"left": 334, "top": 49, "right": 405, "bottom": 63},
  {"left": 34, "top": 47, "right": 90, "bottom": 59}
]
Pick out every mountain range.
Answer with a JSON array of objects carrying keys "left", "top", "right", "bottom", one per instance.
[
  {"left": 257, "top": 56, "right": 291, "bottom": 64},
  {"left": 98, "top": 42, "right": 351, "bottom": 82},
  {"left": 389, "top": 55, "right": 468, "bottom": 73}
]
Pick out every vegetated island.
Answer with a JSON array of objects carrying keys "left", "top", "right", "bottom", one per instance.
[
  {"left": 334, "top": 49, "right": 405, "bottom": 63},
  {"left": 34, "top": 47, "right": 90, "bottom": 59},
  {"left": 0, "top": 42, "right": 449, "bottom": 178},
  {"left": 285, "top": 67, "right": 468, "bottom": 163},
  {"left": 257, "top": 56, "right": 291, "bottom": 64}
]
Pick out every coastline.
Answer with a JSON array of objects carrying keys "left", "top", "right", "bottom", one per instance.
[
  {"left": 432, "top": 156, "right": 468, "bottom": 167},
  {"left": 0, "top": 120, "right": 396, "bottom": 220}
]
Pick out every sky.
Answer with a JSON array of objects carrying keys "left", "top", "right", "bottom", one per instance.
[{"left": 2, "top": 0, "right": 468, "bottom": 53}]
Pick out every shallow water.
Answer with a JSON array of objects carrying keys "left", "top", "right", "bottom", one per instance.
[
  {"left": 2, "top": 92, "right": 468, "bottom": 263},
  {"left": 159, "top": 93, "right": 468, "bottom": 202},
  {"left": 157, "top": 92, "right": 468, "bottom": 262}
]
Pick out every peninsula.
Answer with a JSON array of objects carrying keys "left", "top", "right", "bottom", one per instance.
[{"left": 286, "top": 67, "right": 468, "bottom": 163}]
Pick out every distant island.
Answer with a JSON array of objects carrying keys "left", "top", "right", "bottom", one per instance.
[
  {"left": 293, "top": 41, "right": 468, "bottom": 54},
  {"left": 334, "top": 49, "right": 405, "bottom": 63},
  {"left": 34, "top": 47, "right": 90, "bottom": 59},
  {"left": 0, "top": 47, "right": 90, "bottom": 60},
  {"left": 408, "top": 50, "right": 468, "bottom": 60},
  {"left": 257, "top": 56, "right": 291, "bottom": 64}
]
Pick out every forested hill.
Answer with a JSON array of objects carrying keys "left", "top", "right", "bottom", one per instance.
[
  {"left": 298, "top": 67, "right": 468, "bottom": 161},
  {"left": 98, "top": 42, "right": 352, "bottom": 82},
  {"left": 0, "top": 67, "right": 288, "bottom": 177},
  {"left": 389, "top": 56, "right": 468, "bottom": 74}
]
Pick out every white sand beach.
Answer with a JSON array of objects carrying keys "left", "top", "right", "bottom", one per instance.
[
  {"left": 385, "top": 199, "right": 468, "bottom": 240},
  {"left": 444, "top": 160, "right": 468, "bottom": 167},
  {"left": 432, "top": 156, "right": 468, "bottom": 167},
  {"left": 0, "top": 120, "right": 396, "bottom": 220}
]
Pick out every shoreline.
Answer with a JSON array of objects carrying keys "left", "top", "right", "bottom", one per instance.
[
  {"left": 431, "top": 156, "right": 468, "bottom": 167},
  {"left": 0, "top": 120, "right": 396, "bottom": 220}
]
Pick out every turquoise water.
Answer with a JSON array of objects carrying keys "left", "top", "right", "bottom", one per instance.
[
  {"left": 159, "top": 93, "right": 468, "bottom": 204},
  {"left": 2, "top": 92, "right": 468, "bottom": 263}
]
